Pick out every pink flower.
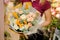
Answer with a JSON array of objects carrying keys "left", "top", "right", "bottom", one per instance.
[
  {"left": 27, "top": 17, "right": 34, "bottom": 22},
  {"left": 4, "top": 0, "right": 10, "bottom": 4},
  {"left": 26, "top": 12, "right": 36, "bottom": 22},
  {"left": 29, "top": 12, "right": 36, "bottom": 18},
  {"left": 28, "top": 22, "right": 32, "bottom": 27},
  {"left": 27, "top": 12, "right": 36, "bottom": 18}
]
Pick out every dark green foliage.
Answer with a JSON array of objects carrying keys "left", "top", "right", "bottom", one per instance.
[
  {"left": 56, "top": 19, "right": 60, "bottom": 30},
  {"left": 14, "top": 0, "right": 21, "bottom": 6},
  {"left": 4, "top": 31, "right": 11, "bottom": 37},
  {"left": 55, "top": 36, "right": 58, "bottom": 40},
  {"left": 16, "top": 29, "right": 22, "bottom": 32},
  {"left": 46, "top": 16, "right": 59, "bottom": 30},
  {"left": 4, "top": 31, "right": 11, "bottom": 40}
]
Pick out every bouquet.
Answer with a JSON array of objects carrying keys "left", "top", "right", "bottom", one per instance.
[{"left": 6, "top": 2, "right": 41, "bottom": 34}]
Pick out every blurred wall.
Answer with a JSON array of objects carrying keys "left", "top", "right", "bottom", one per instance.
[{"left": 0, "top": 0, "right": 4, "bottom": 40}]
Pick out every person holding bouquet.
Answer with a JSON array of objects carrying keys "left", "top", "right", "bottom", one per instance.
[
  {"left": 4, "top": 0, "right": 52, "bottom": 40},
  {"left": 18, "top": 0, "right": 52, "bottom": 40}
]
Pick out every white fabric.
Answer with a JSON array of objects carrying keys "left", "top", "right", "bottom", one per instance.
[{"left": 53, "top": 28, "right": 60, "bottom": 40}]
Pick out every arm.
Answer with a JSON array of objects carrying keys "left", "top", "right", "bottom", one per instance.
[{"left": 41, "top": 8, "right": 52, "bottom": 27}]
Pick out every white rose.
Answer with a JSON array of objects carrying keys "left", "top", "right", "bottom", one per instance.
[
  {"left": 24, "top": 25, "right": 29, "bottom": 30},
  {"left": 18, "top": 11, "right": 23, "bottom": 14},
  {"left": 20, "top": 14, "right": 26, "bottom": 20},
  {"left": 27, "top": 17, "right": 34, "bottom": 22},
  {"left": 13, "top": 24, "right": 19, "bottom": 30}
]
